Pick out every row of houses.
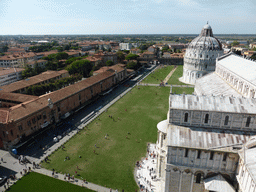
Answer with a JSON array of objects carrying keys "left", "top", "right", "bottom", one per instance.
[{"left": 0, "top": 64, "right": 128, "bottom": 149}]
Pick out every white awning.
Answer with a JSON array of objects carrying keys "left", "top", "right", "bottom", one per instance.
[{"left": 204, "top": 174, "right": 235, "bottom": 192}]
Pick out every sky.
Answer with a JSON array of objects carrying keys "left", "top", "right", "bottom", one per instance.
[{"left": 0, "top": 0, "right": 255, "bottom": 35}]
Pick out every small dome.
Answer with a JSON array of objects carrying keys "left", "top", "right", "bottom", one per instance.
[{"left": 203, "top": 24, "right": 212, "bottom": 30}]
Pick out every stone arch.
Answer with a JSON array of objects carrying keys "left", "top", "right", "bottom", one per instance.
[
  {"left": 184, "top": 169, "right": 191, "bottom": 174},
  {"left": 173, "top": 167, "right": 180, "bottom": 172},
  {"left": 194, "top": 171, "right": 204, "bottom": 184}
]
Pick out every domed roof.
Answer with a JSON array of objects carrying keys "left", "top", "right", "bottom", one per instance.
[{"left": 188, "top": 24, "right": 222, "bottom": 50}]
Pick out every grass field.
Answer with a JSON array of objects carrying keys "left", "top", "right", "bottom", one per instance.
[
  {"left": 167, "top": 65, "right": 188, "bottom": 85},
  {"left": 8, "top": 172, "right": 93, "bottom": 192},
  {"left": 172, "top": 87, "right": 194, "bottom": 94},
  {"left": 42, "top": 86, "right": 170, "bottom": 191},
  {"left": 142, "top": 65, "right": 174, "bottom": 84}
]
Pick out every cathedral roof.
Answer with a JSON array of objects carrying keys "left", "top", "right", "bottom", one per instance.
[
  {"left": 187, "top": 24, "right": 222, "bottom": 50},
  {"left": 169, "top": 94, "right": 256, "bottom": 114}
]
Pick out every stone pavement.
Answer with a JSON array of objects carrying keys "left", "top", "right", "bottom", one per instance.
[
  {"left": 163, "top": 65, "right": 177, "bottom": 84},
  {"left": 135, "top": 144, "right": 163, "bottom": 192}
]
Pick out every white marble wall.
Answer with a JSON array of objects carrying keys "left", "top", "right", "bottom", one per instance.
[
  {"left": 180, "top": 48, "right": 223, "bottom": 84},
  {"left": 167, "top": 147, "right": 238, "bottom": 173},
  {"left": 216, "top": 64, "right": 256, "bottom": 98},
  {"left": 169, "top": 109, "right": 256, "bottom": 131},
  {"left": 237, "top": 159, "right": 256, "bottom": 192}
]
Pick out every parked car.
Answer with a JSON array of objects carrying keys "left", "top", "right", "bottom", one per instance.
[{"left": 0, "top": 176, "right": 7, "bottom": 185}]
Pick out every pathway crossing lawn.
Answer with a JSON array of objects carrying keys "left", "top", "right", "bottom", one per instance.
[
  {"left": 8, "top": 172, "right": 93, "bottom": 192},
  {"left": 142, "top": 65, "right": 174, "bottom": 84},
  {"left": 172, "top": 87, "right": 194, "bottom": 94},
  {"left": 167, "top": 65, "right": 188, "bottom": 85},
  {"left": 42, "top": 86, "right": 170, "bottom": 191}
]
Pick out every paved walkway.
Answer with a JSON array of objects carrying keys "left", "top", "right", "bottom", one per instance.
[
  {"left": 135, "top": 144, "right": 163, "bottom": 192},
  {"left": 163, "top": 65, "right": 177, "bottom": 84},
  {"left": 138, "top": 83, "right": 194, "bottom": 88}
]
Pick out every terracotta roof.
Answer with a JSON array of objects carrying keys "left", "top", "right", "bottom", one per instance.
[
  {"left": 0, "top": 92, "right": 38, "bottom": 103},
  {"left": 0, "top": 109, "right": 8, "bottom": 123},
  {"left": 0, "top": 70, "right": 68, "bottom": 93},
  {"left": 8, "top": 66, "right": 125, "bottom": 121},
  {"left": 93, "top": 64, "right": 125, "bottom": 74},
  {"left": 0, "top": 68, "right": 24, "bottom": 76}
]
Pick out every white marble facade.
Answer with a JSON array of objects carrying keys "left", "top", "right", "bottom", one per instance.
[
  {"left": 180, "top": 24, "right": 223, "bottom": 85},
  {"left": 215, "top": 53, "right": 256, "bottom": 98}
]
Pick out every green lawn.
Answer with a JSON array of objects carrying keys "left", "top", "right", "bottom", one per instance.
[
  {"left": 142, "top": 65, "right": 174, "bottom": 84},
  {"left": 172, "top": 87, "right": 194, "bottom": 94},
  {"left": 167, "top": 65, "right": 188, "bottom": 85},
  {"left": 8, "top": 172, "right": 93, "bottom": 192},
  {"left": 42, "top": 86, "right": 170, "bottom": 191}
]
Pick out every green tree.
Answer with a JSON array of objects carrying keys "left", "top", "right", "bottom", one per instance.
[
  {"left": 231, "top": 41, "right": 239, "bottom": 46},
  {"left": 125, "top": 53, "right": 139, "bottom": 61},
  {"left": 106, "top": 60, "right": 114, "bottom": 66},
  {"left": 251, "top": 53, "right": 256, "bottom": 60},
  {"left": 66, "top": 60, "right": 92, "bottom": 77},
  {"left": 126, "top": 61, "right": 141, "bottom": 70},
  {"left": 116, "top": 51, "right": 125, "bottom": 63},
  {"left": 2, "top": 45, "right": 8, "bottom": 52}
]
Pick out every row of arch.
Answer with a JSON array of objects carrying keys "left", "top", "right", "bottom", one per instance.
[
  {"left": 216, "top": 66, "right": 256, "bottom": 98},
  {"left": 171, "top": 167, "right": 232, "bottom": 184},
  {"left": 184, "top": 113, "right": 252, "bottom": 127}
]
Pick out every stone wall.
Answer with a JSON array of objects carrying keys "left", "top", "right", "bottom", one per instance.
[
  {"left": 167, "top": 146, "right": 239, "bottom": 173},
  {"left": 169, "top": 109, "right": 256, "bottom": 131}
]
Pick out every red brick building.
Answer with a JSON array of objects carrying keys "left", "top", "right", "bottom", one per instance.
[{"left": 0, "top": 65, "right": 127, "bottom": 149}]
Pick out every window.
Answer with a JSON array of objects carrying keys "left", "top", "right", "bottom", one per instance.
[
  {"left": 32, "top": 118, "right": 36, "bottom": 124},
  {"left": 205, "top": 65, "right": 207, "bottom": 69},
  {"left": 204, "top": 114, "right": 209, "bottom": 124},
  {"left": 223, "top": 153, "right": 227, "bottom": 161},
  {"left": 196, "top": 173, "right": 202, "bottom": 183},
  {"left": 246, "top": 116, "right": 251, "bottom": 127},
  {"left": 185, "top": 149, "right": 189, "bottom": 157},
  {"left": 224, "top": 116, "right": 229, "bottom": 125},
  {"left": 79, "top": 94, "right": 81, "bottom": 100},
  {"left": 37, "top": 115, "right": 42, "bottom": 120},
  {"left": 10, "top": 130, "right": 13, "bottom": 136},
  {"left": 2, "top": 131, "right": 5, "bottom": 138},
  {"left": 18, "top": 125, "right": 23, "bottom": 131},
  {"left": 43, "top": 113, "right": 47, "bottom": 119},
  {"left": 27, "top": 120, "right": 31, "bottom": 126},
  {"left": 210, "top": 151, "right": 214, "bottom": 160},
  {"left": 197, "top": 150, "right": 201, "bottom": 159},
  {"left": 57, "top": 107, "right": 60, "bottom": 112},
  {"left": 184, "top": 113, "right": 188, "bottom": 122}
]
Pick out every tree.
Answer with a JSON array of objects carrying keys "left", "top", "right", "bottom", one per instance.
[
  {"left": 251, "top": 53, "right": 256, "bottom": 60},
  {"left": 125, "top": 53, "right": 139, "bottom": 61},
  {"left": 2, "top": 45, "right": 8, "bottom": 52},
  {"left": 126, "top": 61, "right": 141, "bottom": 70},
  {"left": 66, "top": 60, "right": 92, "bottom": 77},
  {"left": 106, "top": 60, "right": 114, "bottom": 66},
  {"left": 116, "top": 51, "right": 125, "bottom": 63},
  {"left": 231, "top": 41, "right": 239, "bottom": 47}
]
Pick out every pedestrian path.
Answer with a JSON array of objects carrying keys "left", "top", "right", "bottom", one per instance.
[
  {"left": 135, "top": 144, "right": 163, "bottom": 192},
  {"left": 163, "top": 65, "right": 177, "bottom": 84}
]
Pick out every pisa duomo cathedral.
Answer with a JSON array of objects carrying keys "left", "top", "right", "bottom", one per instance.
[{"left": 154, "top": 24, "right": 256, "bottom": 192}]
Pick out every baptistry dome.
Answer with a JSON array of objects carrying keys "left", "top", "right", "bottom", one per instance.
[
  {"left": 188, "top": 24, "right": 222, "bottom": 51},
  {"left": 179, "top": 24, "right": 223, "bottom": 85}
]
